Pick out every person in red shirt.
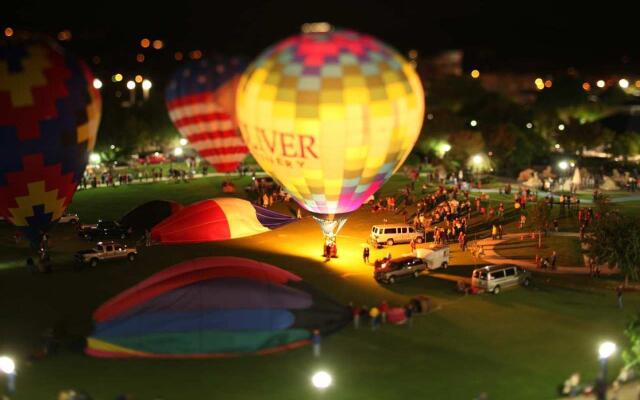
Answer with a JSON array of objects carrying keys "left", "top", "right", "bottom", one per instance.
[{"left": 379, "top": 300, "right": 389, "bottom": 324}]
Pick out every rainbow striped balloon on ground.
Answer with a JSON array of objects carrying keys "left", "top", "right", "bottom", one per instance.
[
  {"left": 0, "top": 35, "right": 101, "bottom": 244},
  {"left": 87, "top": 256, "right": 350, "bottom": 358},
  {"left": 166, "top": 57, "right": 248, "bottom": 172}
]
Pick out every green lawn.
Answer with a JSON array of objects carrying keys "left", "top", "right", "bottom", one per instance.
[
  {"left": 1, "top": 175, "right": 639, "bottom": 399},
  {"left": 495, "top": 236, "right": 585, "bottom": 267}
]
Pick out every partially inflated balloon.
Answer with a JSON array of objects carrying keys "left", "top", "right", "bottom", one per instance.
[
  {"left": 0, "top": 35, "right": 101, "bottom": 242},
  {"left": 237, "top": 30, "right": 424, "bottom": 216},
  {"left": 166, "top": 57, "right": 248, "bottom": 172}
]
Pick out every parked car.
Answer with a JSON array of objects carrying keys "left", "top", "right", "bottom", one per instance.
[
  {"left": 75, "top": 241, "right": 137, "bottom": 267},
  {"left": 370, "top": 224, "right": 424, "bottom": 246},
  {"left": 414, "top": 245, "right": 449, "bottom": 270},
  {"left": 471, "top": 265, "right": 532, "bottom": 294},
  {"left": 78, "top": 220, "right": 131, "bottom": 240},
  {"left": 374, "top": 256, "right": 427, "bottom": 284},
  {"left": 58, "top": 213, "right": 79, "bottom": 224}
]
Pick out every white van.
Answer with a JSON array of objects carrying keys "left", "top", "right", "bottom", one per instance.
[
  {"left": 471, "top": 265, "right": 532, "bottom": 294},
  {"left": 414, "top": 245, "right": 449, "bottom": 270},
  {"left": 370, "top": 224, "right": 423, "bottom": 246}
]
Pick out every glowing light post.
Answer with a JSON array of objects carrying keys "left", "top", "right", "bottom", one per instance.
[
  {"left": 127, "top": 80, "right": 136, "bottom": 104},
  {"left": 558, "top": 160, "right": 569, "bottom": 189},
  {"left": 596, "top": 341, "right": 616, "bottom": 400},
  {"left": 0, "top": 356, "right": 16, "bottom": 395},
  {"left": 472, "top": 154, "right": 482, "bottom": 187},
  {"left": 311, "top": 370, "right": 332, "bottom": 390},
  {"left": 142, "top": 79, "right": 152, "bottom": 100}
]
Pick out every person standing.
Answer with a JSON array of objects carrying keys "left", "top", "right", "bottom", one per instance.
[
  {"left": 369, "top": 306, "right": 380, "bottom": 331},
  {"left": 550, "top": 251, "right": 557, "bottom": 270},
  {"left": 617, "top": 285, "right": 624, "bottom": 309},
  {"left": 363, "top": 246, "right": 370, "bottom": 264},
  {"left": 351, "top": 303, "right": 361, "bottom": 329},
  {"left": 296, "top": 207, "right": 302, "bottom": 219},
  {"left": 379, "top": 300, "right": 389, "bottom": 324},
  {"left": 312, "top": 329, "right": 321, "bottom": 357},
  {"left": 409, "top": 238, "right": 416, "bottom": 252},
  {"left": 491, "top": 224, "right": 497, "bottom": 240},
  {"left": 404, "top": 304, "right": 413, "bottom": 328}
]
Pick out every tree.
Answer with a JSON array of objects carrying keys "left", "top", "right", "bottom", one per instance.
[
  {"left": 529, "top": 200, "right": 551, "bottom": 248},
  {"left": 623, "top": 314, "right": 640, "bottom": 373},
  {"left": 583, "top": 211, "right": 640, "bottom": 286}
]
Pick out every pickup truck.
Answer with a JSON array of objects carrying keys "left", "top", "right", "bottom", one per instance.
[
  {"left": 78, "top": 220, "right": 130, "bottom": 240},
  {"left": 75, "top": 241, "right": 137, "bottom": 267}
]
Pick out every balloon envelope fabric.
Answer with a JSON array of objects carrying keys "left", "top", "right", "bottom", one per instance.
[
  {"left": 86, "top": 256, "right": 350, "bottom": 358},
  {"left": 166, "top": 57, "right": 248, "bottom": 172},
  {"left": 118, "top": 200, "right": 183, "bottom": 234},
  {"left": 150, "top": 198, "right": 295, "bottom": 244},
  {"left": 236, "top": 29, "right": 424, "bottom": 215},
  {"left": 0, "top": 36, "right": 101, "bottom": 242}
]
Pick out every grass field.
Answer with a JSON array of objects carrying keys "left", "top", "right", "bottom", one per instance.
[{"left": 0, "top": 175, "right": 637, "bottom": 399}]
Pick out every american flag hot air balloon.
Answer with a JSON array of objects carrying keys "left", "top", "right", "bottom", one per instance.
[{"left": 166, "top": 57, "right": 248, "bottom": 173}]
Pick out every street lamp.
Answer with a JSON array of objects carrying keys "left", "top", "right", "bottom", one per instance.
[
  {"left": 470, "top": 120, "right": 478, "bottom": 127},
  {"left": 142, "top": 79, "right": 152, "bottom": 100},
  {"left": 0, "top": 356, "right": 16, "bottom": 395},
  {"left": 311, "top": 371, "right": 332, "bottom": 390},
  {"left": 179, "top": 138, "right": 188, "bottom": 146},
  {"left": 92, "top": 78, "right": 103, "bottom": 90},
  {"left": 174, "top": 147, "right": 184, "bottom": 157},
  {"left": 558, "top": 161, "right": 569, "bottom": 171},
  {"left": 596, "top": 341, "right": 616, "bottom": 400}
]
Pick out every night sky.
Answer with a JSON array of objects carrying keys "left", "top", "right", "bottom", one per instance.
[{"left": 3, "top": 0, "right": 640, "bottom": 73}]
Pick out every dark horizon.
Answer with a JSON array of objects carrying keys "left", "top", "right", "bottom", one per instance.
[{"left": 3, "top": 0, "right": 640, "bottom": 75}]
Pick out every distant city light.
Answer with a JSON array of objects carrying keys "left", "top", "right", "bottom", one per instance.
[
  {"left": 408, "top": 49, "right": 418, "bottom": 60},
  {"left": 174, "top": 51, "right": 184, "bottom": 61},
  {"left": 89, "top": 153, "right": 101, "bottom": 164},
  {"left": 558, "top": 161, "right": 568, "bottom": 170},
  {"left": 301, "top": 22, "right": 332, "bottom": 33},
  {"left": 190, "top": 50, "right": 203, "bottom": 60},
  {"left": 558, "top": 124, "right": 565, "bottom": 131},
  {"left": 179, "top": 138, "right": 188, "bottom": 146},
  {"left": 570, "top": 162, "right": 575, "bottom": 168},
  {"left": 136, "top": 53, "right": 145, "bottom": 63},
  {"left": 174, "top": 147, "right": 184, "bottom": 157},
  {"left": 142, "top": 79, "right": 152, "bottom": 90},
  {"left": 619, "top": 78, "right": 629, "bottom": 89},
  {"left": 0, "top": 356, "right": 15, "bottom": 375},
  {"left": 57, "top": 30, "right": 72, "bottom": 41},
  {"left": 534, "top": 78, "right": 545, "bottom": 90},
  {"left": 442, "top": 144, "right": 451, "bottom": 152},
  {"left": 110, "top": 145, "right": 116, "bottom": 150},
  {"left": 596, "top": 80, "right": 605, "bottom": 88},
  {"left": 472, "top": 154, "right": 482, "bottom": 165},
  {"left": 544, "top": 79, "right": 553, "bottom": 88},
  {"left": 526, "top": 122, "right": 533, "bottom": 129},
  {"left": 554, "top": 144, "right": 561, "bottom": 149},
  {"left": 126, "top": 81, "right": 136, "bottom": 90},
  {"left": 92, "top": 78, "right": 103, "bottom": 90},
  {"left": 470, "top": 69, "right": 480, "bottom": 79},
  {"left": 140, "top": 38, "right": 150, "bottom": 48},
  {"left": 470, "top": 120, "right": 478, "bottom": 127},
  {"left": 311, "top": 371, "right": 332, "bottom": 389},
  {"left": 152, "top": 39, "right": 164, "bottom": 50},
  {"left": 134, "top": 75, "right": 143, "bottom": 83},
  {"left": 113, "top": 73, "right": 123, "bottom": 82},
  {"left": 582, "top": 82, "right": 591, "bottom": 91},
  {"left": 4, "top": 27, "right": 13, "bottom": 37}
]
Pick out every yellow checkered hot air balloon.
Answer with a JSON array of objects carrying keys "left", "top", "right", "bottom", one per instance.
[{"left": 237, "top": 28, "right": 424, "bottom": 243}]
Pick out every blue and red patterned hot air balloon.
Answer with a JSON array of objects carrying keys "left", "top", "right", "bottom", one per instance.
[
  {"left": 0, "top": 35, "right": 101, "bottom": 244},
  {"left": 166, "top": 57, "right": 248, "bottom": 172},
  {"left": 86, "top": 256, "right": 350, "bottom": 358}
]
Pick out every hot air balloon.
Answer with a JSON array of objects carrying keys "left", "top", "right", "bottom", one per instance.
[
  {"left": 150, "top": 198, "right": 295, "bottom": 244},
  {"left": 236, "top": 29, "right": 424, "bottom": 248},
  {"left": 166, "top": 57, "right": 248, "bottom": 173},
  {"left": 86, "top": 256, "right": 350, "bottom": 358},
  {"left": 0, "top": 34, "right": 101, "bottom": 246}
]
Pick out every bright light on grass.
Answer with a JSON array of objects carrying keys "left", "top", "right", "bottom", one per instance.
[{"left": 311, "top": 371, "right": 332, "bottom": 389}]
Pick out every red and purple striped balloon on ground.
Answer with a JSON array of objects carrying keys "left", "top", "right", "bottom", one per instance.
[
  {"left": 86, "top": 256, "right": 350, "bottom": 358},
  {"left": 150, "top": 198, "right": 295, "bottom": 244},
  {"left": 166, "top": 57, "right": 248, "bottom": 172},
  {"left": 0, "top": 35, "right": 101, "bottom": 243}
]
